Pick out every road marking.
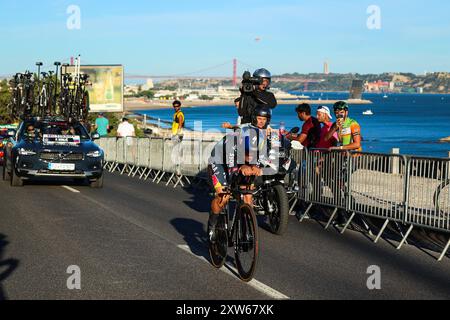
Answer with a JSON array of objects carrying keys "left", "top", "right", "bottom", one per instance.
[
  {"left": 177, "top": 244, "right": 290, "bottom": 300},
  {"left": 62, "top": 186, "right": 80, "bottom": 193}
]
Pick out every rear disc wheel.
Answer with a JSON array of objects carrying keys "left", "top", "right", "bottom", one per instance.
[{"left": 209, "top": 214, "right": 228, "bottom": 269}]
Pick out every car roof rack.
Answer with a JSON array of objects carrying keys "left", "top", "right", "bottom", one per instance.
[{"left": 9, "top": 60, "right": 90, "bottom": 124}]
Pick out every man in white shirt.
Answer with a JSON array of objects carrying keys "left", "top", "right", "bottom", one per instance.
[
  {"left": 117, "top": 117, "right": 136, "bottom": 166},
  {"left": 117, "top": 117, "right": 136, "bottom": 140}
]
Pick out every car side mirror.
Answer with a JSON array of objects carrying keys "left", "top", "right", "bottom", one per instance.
[{"left": 91, "top": 133, "right": 100, "bottom": 140}]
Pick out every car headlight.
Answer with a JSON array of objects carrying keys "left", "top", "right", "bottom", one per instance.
[
  {"left": 18, "top": 148, "right": 36, "bottom": 156},
  {"left": 86, "top": 150, "right": 102, "bottom": 158}
]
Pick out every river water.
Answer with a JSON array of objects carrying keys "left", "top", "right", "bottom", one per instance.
[{"left": 139, "top": 92, "right": 450, "bottom": 158}]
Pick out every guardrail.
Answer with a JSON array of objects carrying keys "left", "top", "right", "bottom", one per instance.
[{"left": 97, "top": 137, "right": 450, "bottom": 260}]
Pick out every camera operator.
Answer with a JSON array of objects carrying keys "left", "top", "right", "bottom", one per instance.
[{"left": 233, "top": 68, "right": 277, "bottom": 125}]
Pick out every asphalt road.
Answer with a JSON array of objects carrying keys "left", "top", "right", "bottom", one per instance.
[{"left": 1, "top": 171, "right": 450, "bottom": 300}]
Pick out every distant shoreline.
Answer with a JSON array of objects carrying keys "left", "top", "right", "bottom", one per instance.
[
  {"left": 125, "top": 98, "right": 373, "bottom": 111},
  {"left": 289, "top": 90, "right": 450, "bottom": 95}
]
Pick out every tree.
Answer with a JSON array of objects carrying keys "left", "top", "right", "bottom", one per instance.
[
  {"left": 137, "top": 90, "right": 155, "bottom": 99},
  {"left": 199, "top": 95, "right": 214, "bottom": 101},
  {"left": 0, "top": 79, "right": 12, "bottom": 123}
]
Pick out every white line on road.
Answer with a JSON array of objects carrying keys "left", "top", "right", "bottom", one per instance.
[
  {"left": 61, "top": 186, "right": 80, "bottom": 193},
  {"left": 177, "top": 244, "right": 290, "bottom": 300}
]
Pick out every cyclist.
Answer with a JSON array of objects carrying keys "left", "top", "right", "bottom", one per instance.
[
  {"left": 325, "top": 101, "right": 362, "bottom": 151},
  {"left": 208, "top": 105, "right": 280, "bottom": 241}
]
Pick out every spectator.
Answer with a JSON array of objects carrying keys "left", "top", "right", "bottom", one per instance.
[
  {"left": 288, "top": 103, "right": 321, "bottom": 148},
  {"left": 117, "top": 117, "right": 136, "bottom": 160},
  {"left": 117, "top": 117, "right": 136, "bottom": 139},
  {"left": 316, "top": 106, "right": 338, "bottom": 149},
  {"left": 325, "top": 101, "right": 362, "bottom": 152},
  {"left": 172, "top": 100, "right": 185, "bottom": 142},
  {"left": 94, "top": 113, "right": 110, "bottom": 137}
]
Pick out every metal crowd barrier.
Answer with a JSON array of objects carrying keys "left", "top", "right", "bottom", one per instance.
[
  {"left": 290, "top": 148, "right": 450, "bottom": 261},
  {"left": 404, "top": 156, "right": 450, "bottom": 258},
  {"left": 97, "top": 137, "right": 450, "bottom": 259},
  {"left": 98, "top": 136, "right": 221, "bottom": 188},
  {"left": 348, "top": 152, "right": 409, "bottom": 244}
]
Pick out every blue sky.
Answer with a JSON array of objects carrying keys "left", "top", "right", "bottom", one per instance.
[{"left": 0, "top": 0, "right": 449, "bottom": 76}]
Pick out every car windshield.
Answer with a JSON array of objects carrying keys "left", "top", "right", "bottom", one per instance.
[{"left": 21, "top": 121, "right": 91, "bottom": 141}]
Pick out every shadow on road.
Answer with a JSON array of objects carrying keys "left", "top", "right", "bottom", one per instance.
[
  {"left": 298, "top": 204, "right": 450, "bottom": 260},
  {"left": 170, "top": 218, "right": 210, "bottom": 260},
  {"left": 180, "top": 173, "right": 212, "bottom": 214},
  {"left": 0, "top": 234, "right": 19, "bottom": 301}
]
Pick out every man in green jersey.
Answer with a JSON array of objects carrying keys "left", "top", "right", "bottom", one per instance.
[{"left": 325, "top": 101, "right": 362, "bottom": 152}]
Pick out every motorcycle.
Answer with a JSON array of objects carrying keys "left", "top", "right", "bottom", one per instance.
[{"left": 252, "top": 127, "right": 302, "bottom": 235}]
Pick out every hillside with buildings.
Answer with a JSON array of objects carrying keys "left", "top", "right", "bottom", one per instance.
[
  {"left": 272, "top": 72, "right": 450, "bottom": 94},
  {"left": 124, "top": 72, "right": 450, "bottom": 100}
]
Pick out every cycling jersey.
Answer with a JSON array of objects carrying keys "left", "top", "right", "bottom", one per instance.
[
  {"left": 337, "top": 118, "right": 362, "bottom": 151},
  {"left": 208, "top": 124, "right": 288, "bottom": 191}
]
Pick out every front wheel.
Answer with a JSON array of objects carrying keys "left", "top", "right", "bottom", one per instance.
[
  {"left": 234, "top": 203, "right": 259, "bottom": 282},
  {"left": 2, "top": 161, "right": 10, "bottom": 181},
  {"left": 267, "top": 184, "right": 290, "bottom": 235},
  {"left": 89, "top": 175, "right": 104, "bottom": 188},
  {"left": 10, "top": 167, "right": 23, "bottom": 187}
]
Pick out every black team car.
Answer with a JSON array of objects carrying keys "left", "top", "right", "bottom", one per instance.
[{"left": 2, "top": 117, "right": 104, "bottom": 187}]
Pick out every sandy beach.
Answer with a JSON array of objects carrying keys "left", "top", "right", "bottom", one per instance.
[{"left": 124, "top": 98, "right": 373, "bottom": 111}]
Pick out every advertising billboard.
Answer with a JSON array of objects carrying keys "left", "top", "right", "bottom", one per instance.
[{"left": 66, "top": 65, "right": 124, "bottom": 113}]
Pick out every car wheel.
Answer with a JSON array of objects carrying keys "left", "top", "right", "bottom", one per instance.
[
  {"left": 11, "top": 167, "right": 23, "bottom": 187},
  {"left": 74, "top": 178, "right": 87, "bottom": 186},
  {"left": 2, "top": 162, "right": 10, "bottom": 181},
  {"left": 89, "top": 175, "right": 103, "bottom": 188}
]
